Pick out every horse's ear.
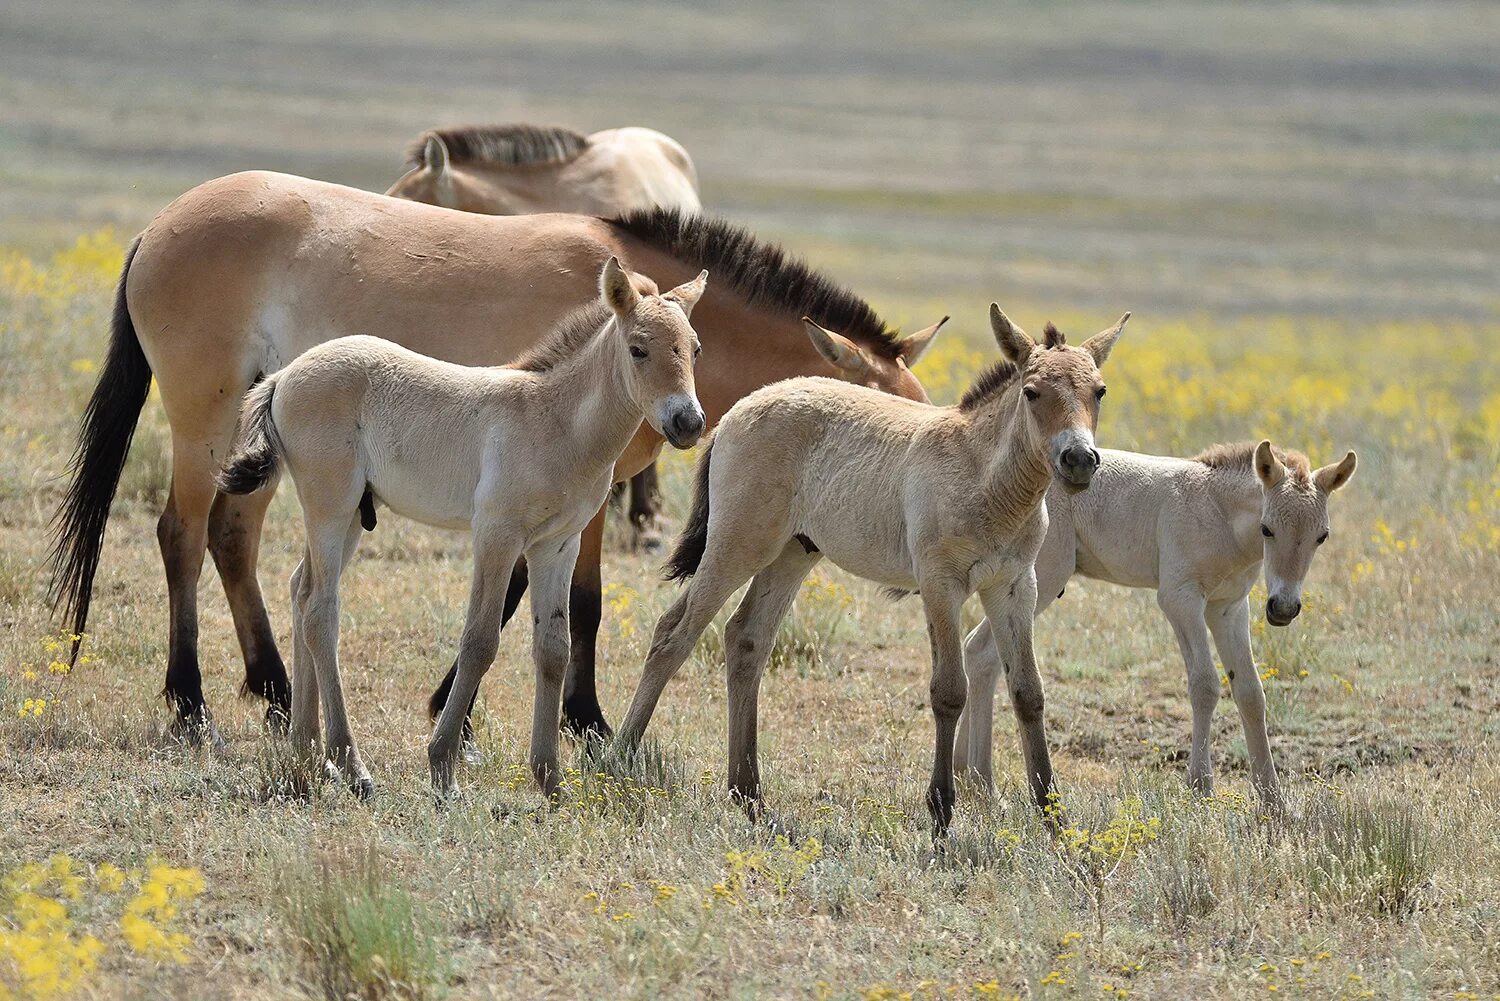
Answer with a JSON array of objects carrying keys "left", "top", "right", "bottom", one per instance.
[
  {"left": 1314, "top": 450, "right": 1357, "bottom": 494},
  {"left": 665, "top": 269, "right": 709, "bottom": 316},
  {"left": 601, "top": 257, "right": 641, "bottom": 317},
  {"left": 898, "top": 315, "right": 948, "bottom": 365},
  {"left": 803, "top": 317, "right": 872, "bottom": 378},
  {"left": 989, "top": 304, "right": 1033, "bottom": 365},
  {"left": 422, "top": 134, "right": 450, "bottom": 175},
  {"left": 1254, "top": 439, "right": 1286, "bottom": 489},
  {"left": 1081, "top": 312, "right": 1131, "bottom": 367}
]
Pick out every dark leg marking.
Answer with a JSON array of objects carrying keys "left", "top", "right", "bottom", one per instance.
[{"left": 359, "top": 488, "right": 377, "bottom": 531}]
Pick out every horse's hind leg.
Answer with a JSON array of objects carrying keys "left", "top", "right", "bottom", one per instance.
[
  {"left": 723, "top": 542, "right": 821, "bottom": 807},
  {"left": 301, "top": 514, "right": 373, "bottom": 799},
  {"left": 627, "top": 464, "right": 664, "bottom": 554},
  {"left": 616, "top": 547, "right": 764, "bottom": 750},
  {"left": 158, "top": 433, "right": 228, "bottom": 743},
  {"left": 209, "top": 486, "right": 291, "bottom": 728}
]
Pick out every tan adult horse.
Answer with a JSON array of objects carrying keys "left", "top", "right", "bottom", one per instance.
[
  {"left": 218, "top": 260, "right": 707, "bottom": 799},
  {"left": 49, "top": 171, "right": 944, "bottom": 742},
  {"left": 385, "top": 124, "right": 699, "bottom": 217},
  {"left": 386, "top": 123, "right": 705, "bottom": 548},
  {"left": 616, "top": 306, "right": 1129, "bottom": 835}
]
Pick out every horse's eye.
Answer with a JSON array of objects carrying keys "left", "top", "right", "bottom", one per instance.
[
  {"left": 1095, "top": 386, "right": 1107, "bottom": 400},
  {"left": 1023, "top": 387, "right": 1040, "bottom": 402},
  {"left": 1317, "top": 531, "right": 1329, "bottom": 545},
  {"left": 693, "top": 344, "right": 702, "bottom": 359},
  {"left": 629, "top": 345, "right": 648, "bottom": 360},
  {"left": 1261, "top": 525, "right": 1274, "bottom": 539}
]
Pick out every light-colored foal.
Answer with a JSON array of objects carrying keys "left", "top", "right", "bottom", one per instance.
[
  {"left": 219, "top": 259, "right": 707, "bottom": 798},
  {"left": 956, "top": 439, "right": 1356, "bottom": 808}
]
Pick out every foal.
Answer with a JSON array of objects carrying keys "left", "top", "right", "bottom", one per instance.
[
  {"left": 956, "top": 439, "right": 1356, "bottom": 809},
  {"left": 616, "top": 306, "right": 1130, "bottom": 834},
  {"left": 218, "top": 259, "right": 707, "bottom": 798}
]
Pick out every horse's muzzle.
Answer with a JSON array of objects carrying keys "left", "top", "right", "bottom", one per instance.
[
  {"left": 1265, "top": 596, "right": 1301, "bottom": 626},
  {"left": 661, "top": 402, "right": 705, "bottom": 449},
  {"left": 1055, "top": 443, "right": 1100, "bottom": 492}
]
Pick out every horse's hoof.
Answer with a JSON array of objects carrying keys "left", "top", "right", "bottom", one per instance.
[
  {"left": 264, "top": 704, "right": 290, "bottom": 736},
  {"left": 167, "top": 715, "right": 225, "bottom": 752},
  {"left": 561, "top": 707, "right": 613, "bottom": 741},
  {"left": 350, "top": 777, "right": 376, "bottom": 801}
]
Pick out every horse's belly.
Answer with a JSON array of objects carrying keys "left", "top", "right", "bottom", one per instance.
[{"left": 372, "top": 468, "right": 475, "bottom": 532}]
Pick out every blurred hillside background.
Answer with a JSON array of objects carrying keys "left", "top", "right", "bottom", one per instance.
[{"left": 3, "top": 0, "right": 1497, "bottom": 328}]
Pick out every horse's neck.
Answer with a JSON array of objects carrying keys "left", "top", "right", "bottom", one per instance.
[
  {"left": 462, "top": 162, "right": 576, "bottom": 214},
  {"left": 1200, "top": 463, "right": 1267, "bottom": 564},
  {"left": 540, "top": 330, "right": 640, "bottom": 471},
  {"left": 969, "top": 393, "right": 1051, "bottom": 522}
]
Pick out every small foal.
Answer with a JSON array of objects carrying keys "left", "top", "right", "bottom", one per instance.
[{"left": 219, "top": 258, "right": 707, "bottom": 799}]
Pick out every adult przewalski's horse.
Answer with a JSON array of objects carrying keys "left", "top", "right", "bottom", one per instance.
[
  {"left": 955, "top": 440, "right": 1356, "bottom": 811},
  {"left": 386, "top": 124, "right": 699, "bottom": 218},
  {"left": 49, "top": 170, "right": 944, "bottom": 741},
  {"left": 616, "top": 306, "right": 1129, "bottom": 836},
  {"left": 218, "top": 260, "right": 707, "bottom": 799},
  {"left": 386, "top": 123, "right": 704, "bottom": 549}
]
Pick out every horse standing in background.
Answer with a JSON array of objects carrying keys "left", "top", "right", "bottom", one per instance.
[
  {"left": 49, "top": 170, "right": 945, "bottom": 745},
  {"left": 386, "top": 123, "right": 705, "bottom": 551}
]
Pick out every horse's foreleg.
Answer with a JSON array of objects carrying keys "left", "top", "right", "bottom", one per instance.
[
  {"left": 955, "top": 620, "right": 1000, "bottom": 788},
  {"left": 979, "top": 570, "right": 1055, "bottom": 814},
  {"left": 1158, "top": 584, "right": 1217, "bottom": 796},
  {"left": 1207, "top": 595, "right": 1284, "bottom": 811},
  {"left": 208, "top": 486, "right": 290, "bottom": 727},
  {"left": 919, "top": 581, "right": 970, "bottom": 837},
  {"left": 428, "top": 558, "right": 528, "bottom": 743},
  {"left": 523, "top": 534, "right": 583, "bottom": 796},
  {"left": 158, "top": 437, "right": 224, "bottom": 743},
  {"left": 561, "top": 504, "right": 609, "bottom": 737},
  {"left": 429, "top": 528, "right": 522, "bottom": 798},
  {"left": 723, "top": 542, "right": 820, "bottom": 808}
]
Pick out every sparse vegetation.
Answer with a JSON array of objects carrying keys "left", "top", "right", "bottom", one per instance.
[{"left": 2, "top": 1, "right": 1499, "bottom": 997}]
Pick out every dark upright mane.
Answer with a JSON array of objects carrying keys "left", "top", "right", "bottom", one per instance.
[
  {"left": 958, "top": 360, "right": 1020, "bottom": 412},
  {"left": 507, "top": 301, "right": 612, "bottom": 373},
  {"left": 607, "top": 208, "right": 903, "bottom": 360},
  {"left": 1195, "top": 441, "right": 1312, "bottom": 484},
  {"left": 406, "top": 125, "right": 590, "bottom": 168}
]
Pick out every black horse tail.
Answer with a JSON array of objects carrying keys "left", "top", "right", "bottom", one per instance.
[
  {"left": 662, "top": 437, "right": 714, "bottom": 582},
  {"left": 47, "top": 236, "right": 151, "bottom": 661},
  {"left": 216, "top": 377, "right": 283, "bottom": 496}
]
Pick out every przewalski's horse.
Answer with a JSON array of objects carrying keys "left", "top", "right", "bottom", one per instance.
[
  {"left": 386, "top": 123, "right": 705, "bottom": 551},
  {"left": 955, "top": 439, "right": 1356, "bottom": 810},
  {"left": 49, "top": 170, "right": 943, "bottom": 743},
  {"left": 386, "top": 124, "right": 700, "bottom": 217},
  {"left": 217, "top": 259, "right": 708, "bottom": 798},
  {"left": 616, "top": 306, "right": 1129, "bottom": 836}
]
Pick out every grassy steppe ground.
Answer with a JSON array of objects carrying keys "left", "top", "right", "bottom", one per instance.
[{"left": 2, "top": 2, "right": 1498, "bottom": 998}]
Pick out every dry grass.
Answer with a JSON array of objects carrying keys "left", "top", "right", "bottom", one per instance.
[{"left": 3, "top": 2, "right": 1500, "bottom": 997}]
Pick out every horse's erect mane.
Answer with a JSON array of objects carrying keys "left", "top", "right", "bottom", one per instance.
[
  {"left": 406, "top": 125, "right": 591, "bottom": 168},
  {"left": 507, "top": 301, "right": 612, "bottom": 373},
  {"left": 957, "top": 359, "right": 1020, "bottom": 412},
  {"left": 607, "top": 208, "right": 903, "bottom": 360},
  {"left": 1195, "top": 441, "right": 1312, "bottom": 484}
]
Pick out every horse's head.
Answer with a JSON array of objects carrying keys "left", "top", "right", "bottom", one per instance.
[
  {"left": 385, "top": 134, "right": 502, "bottom": 214},
  {"left": 802, "top": 316, "right": 947, "bottom": 403},
  {"left": 599, "top": 257, "right": 707, "bottom": 449},
  {"left": 1253, "top": 440, "right": 1356, "bottom": 625},
  {"left": 989, "top": 304, "right": 1130, "bottom": 492}
]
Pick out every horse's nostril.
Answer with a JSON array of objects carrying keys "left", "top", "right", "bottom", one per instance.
[{"left": 671, "top": 410, "right": 704, "bottom": 441}]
